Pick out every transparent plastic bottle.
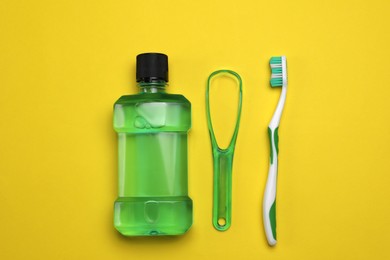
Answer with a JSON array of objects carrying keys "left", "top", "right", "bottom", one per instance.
[{"left": 113, "top": 53, "right": 192, "bottom": 236}]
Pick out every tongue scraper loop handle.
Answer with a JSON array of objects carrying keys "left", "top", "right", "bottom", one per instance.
[{"left": 206, "top": 70, "right": 243, "bottom": 231}]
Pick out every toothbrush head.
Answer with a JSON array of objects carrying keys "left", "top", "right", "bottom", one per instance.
[{"left": 270, "top": 56, "right": 287, "bottom": 88}]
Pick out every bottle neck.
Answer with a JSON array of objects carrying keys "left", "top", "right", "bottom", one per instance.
[{"left": 138, "top": 81, "right": 167, "bottom": 93}]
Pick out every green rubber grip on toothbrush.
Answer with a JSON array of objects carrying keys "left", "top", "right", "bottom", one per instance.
[
  {"left": 206, "top": 70, "right": 243, "bottom": 231},
  {"left": 267, "top": 127, "right": 279, "bottom": 239}
]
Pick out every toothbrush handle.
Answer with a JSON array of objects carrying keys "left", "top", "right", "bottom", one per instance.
[
  {"left": 212, "top": 150, "right": 233, "bottom": 231},
  {"left": 263, "top": 127, "right": 279, "bottom": 246}
]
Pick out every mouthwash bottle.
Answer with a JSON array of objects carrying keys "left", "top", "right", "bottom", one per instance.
[{"left": 113, "top": 53, "right": 192, "bottom": 236}]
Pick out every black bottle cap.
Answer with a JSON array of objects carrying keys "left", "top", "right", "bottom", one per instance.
[{"left": 136, "top": 53, "right": 168, "bottom": 82}]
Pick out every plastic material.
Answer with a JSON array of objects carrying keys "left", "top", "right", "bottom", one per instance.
[
  {"left": 206, "top": 70, "right": 243, "bottom": 231},
  {"left": 263, "top": 56, "right": 287, "bottom": 246},
  {"left": 113, "top": 54, "right": 192, "bottom": 236},
  {"left": 136, "top": 53, "right": 168, "bottom": 82}
]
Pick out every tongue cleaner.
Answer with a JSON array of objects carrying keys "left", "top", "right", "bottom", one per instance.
[{"left": 206, "top": 70, "right": 243, "bottom": 231}]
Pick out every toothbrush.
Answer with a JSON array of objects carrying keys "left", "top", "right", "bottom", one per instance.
[{"left": 263, "top": 56, "right": 287, "bottom": 246}]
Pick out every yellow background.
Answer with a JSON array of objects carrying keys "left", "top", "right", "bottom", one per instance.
[{"left": 1, "top": 0, "right": 390, "bottom": 259}]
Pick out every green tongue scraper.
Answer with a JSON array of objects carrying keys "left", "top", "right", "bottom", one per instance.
[{"left": 206, "top": 70, "right": 243, "bottom": 231}]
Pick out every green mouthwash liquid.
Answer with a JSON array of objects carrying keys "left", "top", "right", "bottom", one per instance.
[{"left": 113, "top": 53, "right": 192, "bottom": 236}]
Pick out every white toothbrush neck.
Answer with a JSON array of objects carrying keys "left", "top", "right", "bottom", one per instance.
[{"left": 269, "top": 85, "right": 287, "bottom": 129}]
